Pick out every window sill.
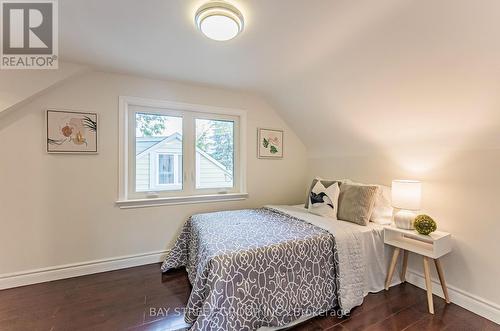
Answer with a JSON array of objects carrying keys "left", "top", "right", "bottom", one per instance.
[{"left": 115, "top": 192, "right": 249, "bottom": 209}]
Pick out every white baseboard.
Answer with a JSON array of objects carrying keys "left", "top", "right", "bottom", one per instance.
[
  {"left": 406, "top": 269, "right": 500, "bottom": 324},
  {"left": 2, "top": 254, "right": 498, "bottom": 325},
  {"left": 0, "top": 250, "right": 169, "bottom": 290}
]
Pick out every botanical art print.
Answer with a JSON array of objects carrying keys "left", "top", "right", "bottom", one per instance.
[
  {"left": 46, "top": 110, "right": 98, "bottom": 153},
  {"left": 258, "top": 128, "right": 283, "bottom": 158}
]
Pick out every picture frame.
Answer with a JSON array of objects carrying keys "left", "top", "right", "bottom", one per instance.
[
  {"left": 257, "top": 128, "right": 283, "bottom": 159},
  {"left": 46, "top": 109, "right": 98, "bottom": 154}
]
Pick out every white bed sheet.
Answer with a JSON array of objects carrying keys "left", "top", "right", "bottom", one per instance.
[
  {"left": 261, "top": 204, "right": 402, "bottom": 331},
  {"left": 280, "top": 204, "right": 402, "bottom": 295}
]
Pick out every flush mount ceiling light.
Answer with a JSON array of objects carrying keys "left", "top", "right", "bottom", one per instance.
[{"left": 195, "top": 2, "right": 244, "bottom": 41}]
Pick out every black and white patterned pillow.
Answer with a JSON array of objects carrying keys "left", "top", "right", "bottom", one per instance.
[
  {"left": 307, "top": 180, "right": 340, "bottom": 219},
  {"left": 304, "top": 178, "right": 341, "bottom": 209}
]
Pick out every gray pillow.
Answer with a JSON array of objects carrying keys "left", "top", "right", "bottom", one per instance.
[
  {"left": 337, "top": 183, "right": 379, "bottom": 226},
  {"left": 304, "top": 178, "right": 341, "bottom": 208}
]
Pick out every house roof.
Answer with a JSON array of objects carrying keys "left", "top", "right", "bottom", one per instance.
[
  {"left": 136, "top": 137, "right": 165, "bottom": 154},
  {"left": 136, "top": 133, "right": 232, "bottom": 177},
  {"left": 136, "top": 133, "right": 181, "bottom": 155}
]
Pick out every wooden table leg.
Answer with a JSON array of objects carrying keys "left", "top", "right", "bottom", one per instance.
[
  {"left": 401, "top": 250, "right": 408, "bottom": 282},
  {"left": 435, "top": 258, "right": 450, "bottom": 303},
  {"left": 385, "top": 247, "right": 400, "bottom": 290},
  {"left": 423, "top": 256, "right": 434, "bottom": 314}
]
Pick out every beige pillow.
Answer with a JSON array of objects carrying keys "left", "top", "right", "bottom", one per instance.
[
  {"left": 343, "top": 180, "right": 393, "bottom": 223},
  {"left": 338, "top": 183, "right": 379, "bottom": 226}
]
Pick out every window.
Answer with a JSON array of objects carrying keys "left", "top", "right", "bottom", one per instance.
[
  {"left": 158, "top": 154, "right": 173, "bottom": 184},
  {"left": 135, "top": 112, "right": 182, "bottom": 192},
  {"left": 195, "top": 119, "right": 234, "bottom": 189},
  {"left": 155, "top": 153, "right": 182, "bottom": 187},
  {"left": 118, "top": 97, "right": 247, "bottom": 208}
]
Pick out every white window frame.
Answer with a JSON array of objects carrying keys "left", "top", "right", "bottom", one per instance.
[{"left": 117, "top": 96, "right": 247, "bottom": 209}]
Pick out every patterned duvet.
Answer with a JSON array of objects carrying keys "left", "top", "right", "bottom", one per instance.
[{"left": 161, "top": 207, "right": 362, "bottom": 330}]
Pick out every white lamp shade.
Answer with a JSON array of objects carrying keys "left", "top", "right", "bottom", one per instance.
[{"left": 392, "top": 180, "right": 422, "bottom": 210}]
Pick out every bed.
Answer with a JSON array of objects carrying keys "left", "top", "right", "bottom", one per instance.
[{"left": 161, "top": 205, "right": 401, "bottom": 331}]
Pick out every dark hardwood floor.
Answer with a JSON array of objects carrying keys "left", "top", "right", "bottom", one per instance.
[{"left": 0, "top": 263, "right": 498, "bottom": 331}]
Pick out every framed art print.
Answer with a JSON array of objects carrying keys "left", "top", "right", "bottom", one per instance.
[
  {"left": 257, "top": 128, "right": 283, "bottom": 159},
  {"left": 46, "top": 110, "right": 98, "bottom": 153}
]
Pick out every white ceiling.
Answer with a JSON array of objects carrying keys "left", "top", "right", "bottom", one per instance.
[
  {"left": 60, "top": 0, "right": 500, "bottom": 157},
  {"left": 61, "top": 0, "right": 389, "bottom": 89}
]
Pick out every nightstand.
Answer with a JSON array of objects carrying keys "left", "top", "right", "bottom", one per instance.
[{"left": 384, "top": 226, "right": 452, "bottom": 314}]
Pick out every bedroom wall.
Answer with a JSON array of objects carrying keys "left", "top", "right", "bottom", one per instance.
[
  {"left": 307, "top": 144, "right": 500, "bottom": 321},
  {"left": 263, "top": 0, "right": 500, "bottom": 322},
  {"left": 0, "top": 70, "right": 307, "bottom": 277}
]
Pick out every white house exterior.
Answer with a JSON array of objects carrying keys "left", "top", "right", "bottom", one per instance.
[{"left": 135, "top": 133, "right": 233, "bottom": 192}]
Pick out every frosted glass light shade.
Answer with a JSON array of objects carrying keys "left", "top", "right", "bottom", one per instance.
[
  {"left": 195, "top": 2, "right": 244, "bottom": 41},
  {"left": 392, "top": 180, "right": 422, "bottom": 210}
]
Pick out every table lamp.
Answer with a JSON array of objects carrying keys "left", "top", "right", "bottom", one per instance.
[{"left": 392, "top": 180, "right": 422, "bottom": 229}]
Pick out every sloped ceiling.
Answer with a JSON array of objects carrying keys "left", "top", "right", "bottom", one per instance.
[
  {"left": 0, "top": 62, "right": 88, "bottom": 114},
  {"left": 58, "top": 0, "right": 500, "bottom": 156}
]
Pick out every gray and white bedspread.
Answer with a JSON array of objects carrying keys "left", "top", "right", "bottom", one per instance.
[{"left": 161, "top": 206, "right": 364, "bottom": 330}]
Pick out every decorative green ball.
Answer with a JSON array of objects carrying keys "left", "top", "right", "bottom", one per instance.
[{"left": 414, "top": 215, "right": 437, "bottom": 235}]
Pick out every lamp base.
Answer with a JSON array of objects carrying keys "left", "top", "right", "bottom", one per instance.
[{"left": 394, "top": 210, "right": 417, "bottom": 229}]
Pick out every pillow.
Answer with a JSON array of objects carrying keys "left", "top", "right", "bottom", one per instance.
[
  {"left": 307, "top": 181, "right": 340, "bottom": 219},
  {"left": 337, "top": 183, "right": 379, "bottom": 226},
  {"left": 370, "top": 184, "right": 393, "bottom": 223},
  {"left": 343, "top": 180, "right": 393, "bottom": 223},
  {"left": 304, "top": 177, "right": 344, "bottom": 209},
  {"left": 371, "top": 216, "right": 392, "bottom": 225}
]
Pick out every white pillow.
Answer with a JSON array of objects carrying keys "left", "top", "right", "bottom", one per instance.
[
  {"left": 371, "top": 216, "right": 392, "bottom": 225},
  {"left": 307, "top": 181, "right": 340, "bottom": 219},
  {"left": 371, "top": 184, "right": 393, "bottom": 223}
]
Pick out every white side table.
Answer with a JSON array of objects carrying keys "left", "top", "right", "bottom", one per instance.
[{"left": 384, "top": 226, "right": 452, "bottom": 314}]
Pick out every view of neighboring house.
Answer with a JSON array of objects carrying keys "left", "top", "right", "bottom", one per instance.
[{"left": 135, "top": 133, "right": 233, "bottom": 192}]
